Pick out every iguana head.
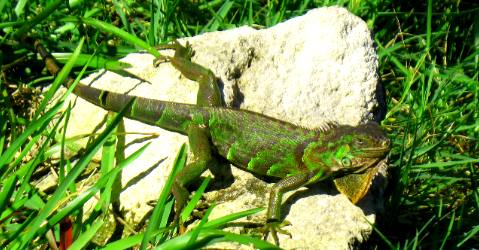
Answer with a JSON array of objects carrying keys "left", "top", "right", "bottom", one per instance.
[{"left": 302, "top": 122, "right": 390, "bottom": 203}]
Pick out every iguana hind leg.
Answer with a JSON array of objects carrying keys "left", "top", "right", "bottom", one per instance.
[{"left": 172, "top": 125, "right": 216, "bottom": 222}]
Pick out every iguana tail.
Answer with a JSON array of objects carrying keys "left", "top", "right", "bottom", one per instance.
[{"left": 34, "top": 40, "right": 198, "bottom": 134}]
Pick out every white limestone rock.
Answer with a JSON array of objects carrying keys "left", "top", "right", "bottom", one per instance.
[{"left": 58, "top": 6, "right": 385, "bottom": 249}]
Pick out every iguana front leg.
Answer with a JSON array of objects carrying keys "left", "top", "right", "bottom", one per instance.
[
  {"left": 156, "top": 40, "right": 221, "bottom": 107},
  {"left": 264, "top": 172, "right": 313, "bottom": 244}
]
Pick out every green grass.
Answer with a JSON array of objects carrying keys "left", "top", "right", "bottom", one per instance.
[{"left": 0, "top": 0, "right": 478, "bottom": 249}]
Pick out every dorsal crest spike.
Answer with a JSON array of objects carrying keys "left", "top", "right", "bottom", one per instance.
[{"left": 314, "top": 120, "right": 339, "bottom": 132}]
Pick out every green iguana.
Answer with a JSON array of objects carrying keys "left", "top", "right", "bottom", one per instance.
[{"left": 35, "top": 40, "right": 390, "bottom": 243}]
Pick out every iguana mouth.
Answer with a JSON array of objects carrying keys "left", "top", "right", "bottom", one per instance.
[
  {"left": 345, "top": 157, "right": 384, "bottom": 175},
  {"left": 361, "top": 138, "right": 391, "bottom": 158}
]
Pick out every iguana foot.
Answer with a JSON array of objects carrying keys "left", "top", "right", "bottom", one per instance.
[
  {"left": 153, "top": 40, "right": 195, "bottom": 67},
  {"left": 262, "top": 220, "right": 292, "bottom": 245},
  {"left": 153, "top": 55, "right": 170, "bottom": 67}
]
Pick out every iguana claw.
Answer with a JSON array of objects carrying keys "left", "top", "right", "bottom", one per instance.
[{"left": 262, "top": 220, "right": 292, "bottom": 245}]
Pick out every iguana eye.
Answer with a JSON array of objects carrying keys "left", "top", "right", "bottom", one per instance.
[
  {"left": 355, "top": 138, "right": 364, "bottom": 145},
  {"left": 341, "top": 157, "right": 351, "bottom": 167}
]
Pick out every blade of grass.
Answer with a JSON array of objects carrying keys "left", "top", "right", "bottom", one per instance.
[
  {"left": 156, "top": 228, "right": 277, "bottom": 250},
  {"left": 102, "top": 228, "right": 170, "bottom": 250},
  {"left": 112, "top": 0, "right": 132, "bottom": 34},
  {"left": 157, "top": 197, "right": 175, "bottom": 243},
  {"left": 33, "top": 37, "right": 84, "bottom": 119},
  {"left": 426, "top": 0, "right": 432, "bottom": 55},
  {"left": 0, "top": 84, "right": 18, "bottom": 139},
  {"left": 186, "top": 204, "right": 215, "bottom": 246},
  {"left": 265, "top": 1, "right": 286, "bottom": 26},
  {"left": 439, "top": 211, "right": 455, "bottom": 250},
  {"left": 376, "top": 39, "right": 410, "bottom": 75},
  {"left": 0, "top": 174, "right": 17, "bottom": 214},
  {"left": 58, "top": 103, "right": 72, "bottom": 185},
  {"left": 77, "top": 17, "right": 161, "bottom": 58},
  {"left": 96, "top": 112, "right": 118, "bottom": 212},
  {"left": 202, "top": 0, "right": 234, "bottom": 32},
  {"left": 208, "top": 229, "right": 279, "bottom": 249},
  {"left": 0, "top": 0, "right": 8, "bottom": 13},
  {"left": 14, "top": 0, "right": 28, "bottom": 17},
  {"left": 68, "top": 219, "right": 104, "bottom": 250},
  {"left": 140, "top": 144, "right": 187, "bottom": 250},
  {"left": 23, "top": 192, "right": 45, "bottom": 211},
  {"left": 50, "top": 53, "right": 132, "bottom": 71},
  {"left": 180, "top": 176, "right": 211, "bottom": 222},
  {"left": 154, "top": 228, "right": 222, "bottom": 250},
  {"left": 370, "top": 222, "right": 396, "bottom": 249},
  {"left": 0, "top": 93, "right": 6, "bottom": 155},
  {"left": 456, "top": 225, "right": 479, "bottom": 247},
  {"left": 413, "top": 158, "right": 479, "bottom": 169},
  {"left": 102, "top": 233, "right": 146, "bottom": 250},
  {"left": 203, "top": 207, "right": 264, "bottom": 230}
]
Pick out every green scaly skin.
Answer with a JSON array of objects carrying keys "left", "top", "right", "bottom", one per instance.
[{"left": 36, "top": 40, "right": 390, "bottom": 244}]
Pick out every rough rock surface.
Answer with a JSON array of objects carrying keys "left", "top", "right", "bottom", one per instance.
[{"left": 57, "top": 7, "right": 386, "bottom": 249}]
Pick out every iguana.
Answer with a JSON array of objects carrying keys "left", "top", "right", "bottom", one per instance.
[{"left": 35, "top": 40, "right": 390, "bottom": 244}]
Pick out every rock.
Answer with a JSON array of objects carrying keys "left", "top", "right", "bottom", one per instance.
[{"left": 57, "top": 6, "right": 385, "bottom": 249}]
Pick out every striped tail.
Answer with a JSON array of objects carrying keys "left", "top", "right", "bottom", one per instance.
[{"left": 34, "top": 40, "right": 199, "bottom": 134}]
